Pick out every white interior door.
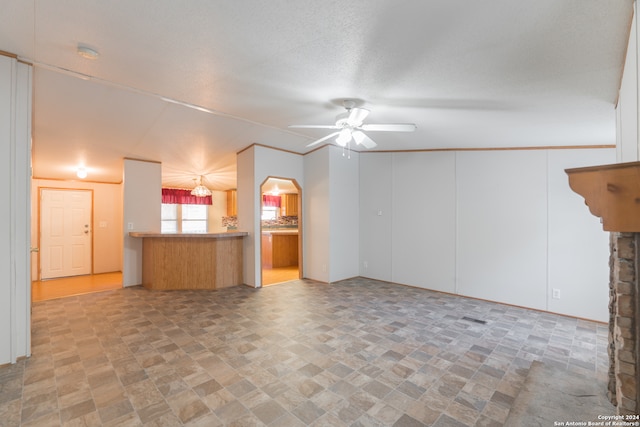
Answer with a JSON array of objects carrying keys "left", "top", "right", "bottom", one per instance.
[{"left": 40, "top": 189, "right": 92, "bottom": 279}]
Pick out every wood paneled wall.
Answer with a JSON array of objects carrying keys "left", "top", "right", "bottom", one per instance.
[{"left": 141, "top": 236, "right": 243, "bottom": 290}]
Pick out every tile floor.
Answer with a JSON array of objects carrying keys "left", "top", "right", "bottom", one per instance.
[{"left": 0, "top": 277, "right": 609, "bottom": 426}]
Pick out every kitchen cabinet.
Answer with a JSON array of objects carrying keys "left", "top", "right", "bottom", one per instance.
[
  {"left": 280, "top": 193, "right": 298, "bottom": 216},
  {"left": 261, "top": 230, "right": 298, "bottom": 268},
  {"left": 226, "top": 189, "right": 237, "bottom": 216}
]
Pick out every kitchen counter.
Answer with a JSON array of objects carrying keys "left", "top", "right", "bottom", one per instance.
[
  {"left": 130, "top": 231, "right": 248, "bottom": 238},
  {"left": 261, "top": 229, "right": 298, "bottom": 235},
  {"left": 129, "top": 231, "right": 248, "bottom": 290}
]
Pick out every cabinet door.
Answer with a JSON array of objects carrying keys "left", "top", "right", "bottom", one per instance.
[
  {"left": 226, "top": 190, "right": 237, "bottom": 216},
  {"left": 287, "top": 194, "right": 298, "bottom": 216}
]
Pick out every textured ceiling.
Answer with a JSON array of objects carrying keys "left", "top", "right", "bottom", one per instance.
[{"left": 0, "top": 0, "right": 634, "bottom": 189}]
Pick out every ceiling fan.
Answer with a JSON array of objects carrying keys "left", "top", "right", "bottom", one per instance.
[{"left": 289, "top": 100, "right": 417, "bottom": 149}]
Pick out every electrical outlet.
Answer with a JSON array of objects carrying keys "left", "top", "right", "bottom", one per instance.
[
  {"left": 552, "top": 289, "right": 561, "bottom": 299},
  {"left": 363, "top": 261, "right": 368, "bottom": 269}
]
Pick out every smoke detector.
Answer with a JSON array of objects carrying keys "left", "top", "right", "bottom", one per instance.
[{"left": 77, "top": 44, "right": 99, "bottom": 60}]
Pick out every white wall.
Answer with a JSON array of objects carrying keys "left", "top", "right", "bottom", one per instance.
[
  {"left": 31, "top": 179, "right": 123, "bottom": 277},
  {"left": 302, "top": 145, "right": 360, "bottom": 283},
  {"left": 360, "top": 148, "right": 614, "bottom": 322},
  {"left": 303, "top": 147, "right": 330, "bottom": 282},
  {"left": 359, "top": 153, "right": 393, "bottom": 282},
  {"left": 122, "top": 159, "right": 161, "bottom": 286},
  {"left": 237, "top": 145, "right": 304, "bottom": 287},
  {"left": 617, "top": 1, "right": 639, "bottom": 162},
  {"left": 237, "top": 147, "right": 256, "bottom": 286},
  {"left": 14, "top": 60, "right": 31, "bottom": 362},
  {"left": 207, "top": 190, "right": 228, "bottom": 233},
  {"left": 547, "top": 149, "right": 614, "bottom": 320},
  {"left": 328, "top": 146, "right": 359, "bottom": 282},
  {"left": 393, "top": 152, "right": 456, "bottom": 293},
  {"left": 457, "top": 150, "right": 548, "bottom": 310},
  {"left": 0, "top": 55, "right": 31, "bottom": 364}
]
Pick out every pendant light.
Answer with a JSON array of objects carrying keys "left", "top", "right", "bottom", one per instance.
[{"left": 191, "top": 176, "right": 212, "bottom": 197}]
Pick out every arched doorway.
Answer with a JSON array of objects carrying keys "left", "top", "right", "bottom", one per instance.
[{"left": 260, "top": 177, "right": 302, "bottom": 286}]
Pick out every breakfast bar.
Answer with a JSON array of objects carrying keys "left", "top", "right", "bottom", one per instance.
[{"left": 129, "top": 231, "right": 248, "bottom": 290}]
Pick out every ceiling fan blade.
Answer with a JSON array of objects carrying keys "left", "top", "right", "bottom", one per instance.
[
  {"left": 352, "top": 131, "right": 377, "bottom": 149},
  {"left": 289, "top": 124, "right": 340, "bottom": 129},
  {"left": 306, "top": 131, "right": 340, "bottom": 147},
  {"left": 360, "top": 123, "right": 417, "bottom": 132},
  {"left": 347, "top": 107, "right": 370, "bottom": 126}
]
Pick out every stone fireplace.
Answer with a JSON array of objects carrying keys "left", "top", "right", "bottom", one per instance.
[
  {"left": 608, "top": 232, "right": 638, "bottom": 413},
  {"left": 567, "top": 161, "right": 640, "bottom": 414}
]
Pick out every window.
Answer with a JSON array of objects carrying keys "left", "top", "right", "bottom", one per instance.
[
  {"left": 161, "top": 204, "right": 178, "bottom": 233},
  {"left": 161, "top": 203, "right": 208, "bottom": 233},
  {"left": 181, "top": 204, "right": 208, "bottom": 233},
  {"left": 261, "top": 206, "right": 277, "bottom": 221}
]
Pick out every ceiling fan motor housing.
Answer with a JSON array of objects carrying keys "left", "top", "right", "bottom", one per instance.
[
  {"left": 335, "top": 112, "right": 351, "bottom": 127},
  {"left": 342, "top": 99, "right": 357, "bottom": 110}
]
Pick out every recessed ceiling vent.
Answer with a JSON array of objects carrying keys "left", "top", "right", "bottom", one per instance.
[{"left": 461, "top": 316, "right": 487, "bottom": 325}]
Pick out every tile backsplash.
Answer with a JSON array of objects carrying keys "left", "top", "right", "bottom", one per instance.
[
  {"left": 222, "top": 216, "right": 237, "bottom": 228},
  {"left": 262, "top": 216, "right": 298, "bottom": 228},
  {"left": 222, "top": 216, "right": 299, "bottom": 229}
]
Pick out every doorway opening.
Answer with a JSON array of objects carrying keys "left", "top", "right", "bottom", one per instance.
[
  {"left": 260, "top": 177, "right": 302, "bottom": 286},
  {"left": 35, "top": 187, "right": 123, "bottom": 301}
]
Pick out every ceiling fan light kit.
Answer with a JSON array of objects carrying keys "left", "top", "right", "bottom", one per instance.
[
  {"left": 289, "top": 100, "right": 417, "bottom": 150},
  {"left": 336, "top": 128, "right": 352, "bottom": 145}
]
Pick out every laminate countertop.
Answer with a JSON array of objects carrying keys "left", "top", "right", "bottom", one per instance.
[
  {"left": 129, "top": 231, "right": 248, "bottom": 238},
  {"left": 261, "top": 229, "right": 298, "bottom": 235}
]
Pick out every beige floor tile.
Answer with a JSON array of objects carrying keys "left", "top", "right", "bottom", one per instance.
[{"left": 0, "top": 277, "right": 611, "bottom": 426}]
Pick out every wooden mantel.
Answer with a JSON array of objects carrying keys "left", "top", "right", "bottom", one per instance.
[{"left": 566, "top": 161, "right": 640, "bottom": 232}]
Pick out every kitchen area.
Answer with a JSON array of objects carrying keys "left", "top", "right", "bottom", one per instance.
[
  {"left": 260, "top": 177, "right": 300, "bottom": 285},
  {"left": 223, "top": 177, "right": 301, "bottom": 286}
]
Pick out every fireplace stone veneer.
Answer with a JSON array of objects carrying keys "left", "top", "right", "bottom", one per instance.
[{"left": 609, "top": 232, "right": 639, "bottom": 413}]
